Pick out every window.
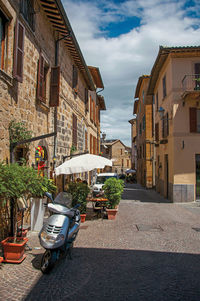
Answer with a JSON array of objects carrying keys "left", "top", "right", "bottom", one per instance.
[
  {"left": 194, "top": 63, "right": 200, "bottom": 90},
  {"left": 155, "top": 122, "right": 159, "bottom": 141},
  {"left": 37, "top": 53, "right": 49, "bottom": 103},
  {"left": 96, "top": 105, "right": 99, "bottom": 125},
  {"left": 162, "top": 113, "right": 169, "bottom": 138},
  {"left": 20, "top": 0, "right": 35, "bottom": 31},
  {"left": 72, "top": 113, "right": 77, "bottom": 148},
  {"left": 93, "top": 100, "right": 96, "bottom": 124},
  {"left": 13, "top": 20, "right": 25, "bottom": 82},
  {"left": 162, "top": 75, "right": 166, "bottom": 98},
  {"left": 190, "top": 108, "right": 200, "bottom": 133},
  {"left": 121, "top": 149, "right": 122, "bottom": 155},
  {"left": 93, "top": 136, "right": 96, "bottom": 154},
  {"left": 72, "top": 64, "right": 78, "bottom": 88},
  {"left": 0, "top": 11, "right": 8, "bottom": 70},
  {"left": 50, "top": 66, "right": 60, "bottom": 107},
  {"left": 127, "top": 159, "right": 129, "bottom": 168}
]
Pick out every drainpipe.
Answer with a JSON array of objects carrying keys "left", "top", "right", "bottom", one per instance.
[{"left": 53, "top": 33, "right": 71, "bottom": 166}]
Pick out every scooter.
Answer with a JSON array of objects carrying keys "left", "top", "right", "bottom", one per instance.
[{"left": 39, "top": 192, "right": 80, "bottom": 274}]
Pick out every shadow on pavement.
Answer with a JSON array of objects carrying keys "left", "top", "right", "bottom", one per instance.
[
  {"left": 122, "top": 183, "right": 171, "bottom": 203},
  {"left": 24, "top": 247, "right": 200, "bottom": 301}
]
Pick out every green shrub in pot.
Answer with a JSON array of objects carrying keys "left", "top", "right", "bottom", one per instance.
[{"left": 103, "top": 178, "right": 124, "bottom": 209}]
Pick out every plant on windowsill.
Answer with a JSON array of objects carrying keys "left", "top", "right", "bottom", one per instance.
[
  {"left": 0, "top": 162, "right": 56, "bottom": 263},
  {"left": 70, "top": 145, "right": 77, "bottom": 155},
  {"left": 103, "top": 178, "right": 124, "bottom": 220},
  {"left": 67, "top": 181, "right": 90, "bottom": 222}
]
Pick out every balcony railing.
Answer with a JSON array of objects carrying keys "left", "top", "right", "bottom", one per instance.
[{"left": 182, "top": 74, "right": 200, "bottom": 92}]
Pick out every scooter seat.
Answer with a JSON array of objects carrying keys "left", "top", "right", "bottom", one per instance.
[{"left": 48, "top": 203, "right": 74, "bottom": 217}]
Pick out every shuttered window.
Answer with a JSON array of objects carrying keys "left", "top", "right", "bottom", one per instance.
[
  {"left": 50, "top": 66, "right": 60, "bottom": 107},
  {"left": 96, "top": 105, "right": 99, "bottom": 125},
  {"left": 0, "top": 11, "right": 8, "bottom": 70},
  {"left": 20, "top": 0, "right": 35, "bottom": 31},
  {"left": 72, "top": 114, "right": 77, "bottom": 148},
  {"left": 155, "top": 122, "right": 159, "bottom": 141},
  {"left": 72, "top": 64, "right": 78, "bottom": 88},
  {"left": 37, "top": 53, "right": 44, "bottom": 102},
  {"left": 190, "top": 108, "right": 197, "bottom": 133},
  {"left": 13, "top": 20, "right": 25, "bottom": 82}
]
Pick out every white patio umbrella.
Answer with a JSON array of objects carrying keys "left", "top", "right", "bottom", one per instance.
[{"left": 55, "top": 154, "right": 112, "bottom": 176}]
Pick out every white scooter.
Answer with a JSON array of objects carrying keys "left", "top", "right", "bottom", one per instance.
[{"left": 39, "top": 192, "right": 80, "bottom": 274}]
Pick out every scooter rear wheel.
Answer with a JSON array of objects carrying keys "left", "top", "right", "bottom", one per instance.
[{"left": 41, "top": 250, "right": 55, "bottom": 274}]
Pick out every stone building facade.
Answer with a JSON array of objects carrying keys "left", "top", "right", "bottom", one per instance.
[
  {"left": 0, "top": 0, "right": 105, "bottom": 180},
  {"left": 101, "top": 139, "right": 131, "bottom": 174}
]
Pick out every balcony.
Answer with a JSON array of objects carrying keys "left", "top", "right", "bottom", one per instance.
[{"left": 182, "top": 75, "right": 200, "bottom": 101}]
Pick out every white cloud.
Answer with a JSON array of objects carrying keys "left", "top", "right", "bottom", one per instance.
[{"left": 62, "top": 0, "right": 200, "bottom": 146}]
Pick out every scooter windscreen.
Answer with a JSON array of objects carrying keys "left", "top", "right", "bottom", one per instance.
[{"left": 53, "top": 192, "right": 72, "bottom": 208}]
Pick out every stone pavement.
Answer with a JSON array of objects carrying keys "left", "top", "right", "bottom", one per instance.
[{"left": 1, "top": 184, "right": 200, "bottom": 301}]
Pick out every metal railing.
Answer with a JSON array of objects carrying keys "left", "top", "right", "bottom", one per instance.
[{"left": 182, "top": 74, "right": 200, "bottom": 92}]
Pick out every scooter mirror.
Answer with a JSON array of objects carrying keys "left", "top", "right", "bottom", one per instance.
[{"left": 44, "top": 192, "right": 54, "bottom": 202}]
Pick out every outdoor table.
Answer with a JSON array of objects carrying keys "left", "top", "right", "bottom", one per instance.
[{"left": 86, "top": 197, "right": 108, "bottom": 218}]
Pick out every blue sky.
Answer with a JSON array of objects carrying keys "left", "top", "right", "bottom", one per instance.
[{"left": 63, "top": 0, "right": 200, "bottom": 146}]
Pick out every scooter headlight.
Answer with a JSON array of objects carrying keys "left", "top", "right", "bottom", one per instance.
[
  {"left": 40, "top": 231, "right": 56, "bottom": 243},
  {"left": 55, "top": 234, "right": 65, "bottom": 242}
]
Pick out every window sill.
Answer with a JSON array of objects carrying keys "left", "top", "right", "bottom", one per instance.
[
  {"left": 36, "top": 99, "right": 50, "bottom": 112},
  {"left": 0, "top": 69, "right": 13, "bottom": 87}
]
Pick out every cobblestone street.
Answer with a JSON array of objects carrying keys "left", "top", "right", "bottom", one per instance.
[{"left": 1, "top": 184, "right": 200, "bottom": 301}]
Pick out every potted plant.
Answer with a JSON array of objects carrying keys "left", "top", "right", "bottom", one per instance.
[
  {"left": 67, "top": 181, "right": 90, "bottom": 222},
  {"left": 103, "top": 178, "right": 124, "bottom": 220},
  {"left": 0, "top": 162, "right": 56, "bottom": 263}
]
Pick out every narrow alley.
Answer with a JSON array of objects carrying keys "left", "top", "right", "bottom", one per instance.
[{"left": 1, "top": 184, "right": 200, "bottom": 301}]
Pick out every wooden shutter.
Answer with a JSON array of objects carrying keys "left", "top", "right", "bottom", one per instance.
[
  {"left": 97, "top": 138, "right": 99, "bottom": 154},
  {"left": 50, "top": 66, "right": 60, "bottom": 107},
  {"left": 72, "top": 64, "right": 78, "bottom": 88},
  {"left": 85, "top": 88, "right": 88, "bottom": 108},
  {"left": 190, "top": 107, "right": 197, "bottom": 133},
  {"left": 13, "top": 20, "right": 25, "bottom": 82},
  {"left": 37, "top": 53, "right": 45, "bottom": 102},
  {"left": 72, "top": 113, "right": 77, "bottom": 147}
]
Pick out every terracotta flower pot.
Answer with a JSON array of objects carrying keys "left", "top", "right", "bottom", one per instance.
[
  {"left": 0, "top": 257, "right": 3, "bottom": 263},
  {"left": 80, "top": 214, "right": 86, "bottom": 223},
  {"left": 1, "top": 237, "right": 28, "bottom": 263},
  {"left": 106, "top": 208, "right": 118, "bottom": 220}
]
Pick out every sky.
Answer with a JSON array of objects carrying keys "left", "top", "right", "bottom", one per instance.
[{"left": 62, "top": 0, "right": 200, "bottom": 146}]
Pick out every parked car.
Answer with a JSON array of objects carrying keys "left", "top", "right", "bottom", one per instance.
[{"left": 92, "top": 173, "right": 118, "bottom": 197}]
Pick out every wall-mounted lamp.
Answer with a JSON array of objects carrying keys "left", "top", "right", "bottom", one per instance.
[{"left": 158, "top": 106, "right": 165, "bottom": 119}]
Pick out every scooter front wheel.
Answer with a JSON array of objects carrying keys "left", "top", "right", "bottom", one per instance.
[{"left": 41, "top": 250, "right": 55, "bottom": 274}]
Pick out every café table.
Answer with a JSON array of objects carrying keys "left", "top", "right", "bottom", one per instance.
[{"left": 86, "top": 197, "right": 108, "bottom": 218}]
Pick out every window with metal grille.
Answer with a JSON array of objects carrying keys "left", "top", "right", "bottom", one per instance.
[{"left": 20, "top": 0, "right": 35, "bottom": 31}]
